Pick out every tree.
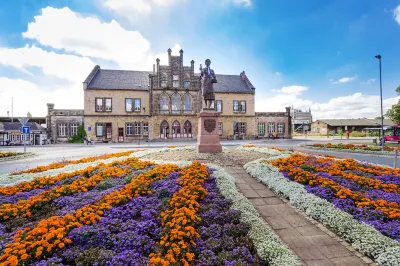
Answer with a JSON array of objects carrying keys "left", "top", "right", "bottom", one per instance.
[
  {"left": 68, "top": 124, "right": 87, "bottom": 143},
  {"left": 27, "top": 112, "right": 32, "bottom": 118},
  {"left": 386, "top": 85, "right": 400, "bottom": 123}
]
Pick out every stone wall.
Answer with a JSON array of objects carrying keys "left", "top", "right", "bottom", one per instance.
[
  {"left": 311, "top": 121, "right": 329, "bottom": 134},
  {"left": 84, "top": 89, "right": 150, "bottom": 116},
  {"left": 255, "top": 114, "right": 291, "bottom": 138},
  {"left": 215, "top": 93, "right": 255, "bottom": 116},
  {"left": 218, "top": 116, "right": 256, "bottom": 139},
  {"left": 48, "top": 109, "right": 84, "bottom": 143}
]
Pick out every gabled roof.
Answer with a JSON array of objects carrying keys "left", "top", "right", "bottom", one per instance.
[
  {"left": 1, "top": 122, "right": 46, "bottom": 132},
  {"left": 85, "top": 66, "right": 152, "bottom": 90},
  {"left": 214, "top": 74, "right": 255, "bottom": 94},
  {"left": 314, "top": 119, "right": 392, "bottom": 127}
]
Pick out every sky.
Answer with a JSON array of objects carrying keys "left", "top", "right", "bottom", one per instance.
[{"left": 0, "top": 0, "right": 400, "bottom": 120}]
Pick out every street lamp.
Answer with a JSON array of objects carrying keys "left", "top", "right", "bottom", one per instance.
[{"left": 375, "top": 54, "right": 384, "bottom": 152}]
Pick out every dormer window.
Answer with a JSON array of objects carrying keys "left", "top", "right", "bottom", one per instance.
[{"left": 173, "top": 75, "right": 179, "bottom": 88}]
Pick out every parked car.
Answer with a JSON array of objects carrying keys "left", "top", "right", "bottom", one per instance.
[{"left": 8, "top": 140, "right": 31, "bottom": 146}]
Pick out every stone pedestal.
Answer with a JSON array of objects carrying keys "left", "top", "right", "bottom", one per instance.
[{"left": 196, "top": 110, "right": 222, "bottom": 153}]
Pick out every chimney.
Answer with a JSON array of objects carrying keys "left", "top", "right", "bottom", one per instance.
[
  {"left": 47, "top": 103, "right": 55, "bottom": 115},
  {"left": 241, "top": 71, "right": 246, "bottom": 80},
  {"left": 167, "top": 48, "right": 172, "bottom": 66},
  {"left": 190, "top": 60, "right": 195, "bottom": 75},
  {"left": 179, "top": 49, "right": 183, "bottom": 87},
  {"left": 156, "top": 58, "right": 160, "bottom": 87},
  {"left": 7, "top": 111, "right": 9, "bottom": 117},
  {"left": 153, "top": 64, "right": 155, "bottom": 74}
]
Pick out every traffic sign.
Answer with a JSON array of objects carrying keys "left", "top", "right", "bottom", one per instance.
[
  {"left": 17, "top": 117, "right": 29, "bottom": 126},
  {"left": 21, "top": 126, "right": 30, "bottom": 134}
]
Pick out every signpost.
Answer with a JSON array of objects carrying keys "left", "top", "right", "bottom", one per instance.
[{"left": 18, "top": 118, "right": 30, "bottom": 153}]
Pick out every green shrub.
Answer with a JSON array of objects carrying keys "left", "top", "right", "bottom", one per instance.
[
  {"left": 350, "top": 131, "right": 365, "bottom": 137},
  {"left": 68, "top": 124, "right": 87, "bottom": 143}
]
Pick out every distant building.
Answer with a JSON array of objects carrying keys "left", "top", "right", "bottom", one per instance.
[
  {"left": 311, "top": 119, "right": 394, "bottom": 135},
  {"left": 0, "top": 122, "right": 47, "bottom": 146},
  {"left": 292, "top": 108, "right": 312, "bottom": 133},
  {"left": 46, "top": 103, "right": 84, "bottom": 143},
  {"left": 255, "top": 108, "right": 292, "bottom": 138}
]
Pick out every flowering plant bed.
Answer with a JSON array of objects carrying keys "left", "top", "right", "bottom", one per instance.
[
  {"left": 0, "top": 152, "right": 25, "bottom": 159},
  {"left": 245, "top": 152, "right": 400, "bottom": 265},
  {"left": 307, "top": 143, "right": 398, "bottom": 154},
  {"left": 10, "top": 151, "right": 136, "bottom": 176},
  {"left": 0, "top": 149, "right": 300, "bottom": 265}
]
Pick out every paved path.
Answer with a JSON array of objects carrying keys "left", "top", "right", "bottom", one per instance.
[{"left": 225, "top": 166, "right": 372, "bottom": 266}]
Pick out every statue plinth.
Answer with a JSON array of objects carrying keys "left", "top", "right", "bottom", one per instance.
[{"left": 196, "top": 110, "right": 222, "bottom": 153}]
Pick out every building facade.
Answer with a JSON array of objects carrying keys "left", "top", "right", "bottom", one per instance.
[
  {"left": 46, "top": 104, "right": 84, "bottom": 143},
  {"left": 255, "top": 108, "right": 292, "bottom": 138},
  {"left": 43, "top": 48, "right": 291, "bottom": 143},
  {"left": 310, "top": 119, "right": 393, "bottom": 135},
  {"left": 0, "top": 122, "right": 47, "bottom": 146},
  {"left": 292, "top": 108, "right": 312, "bottom": 133}
]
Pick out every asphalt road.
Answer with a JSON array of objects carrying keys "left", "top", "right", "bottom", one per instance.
[{"left": 0, "top": 138, "right": 397, "bottom": 175}]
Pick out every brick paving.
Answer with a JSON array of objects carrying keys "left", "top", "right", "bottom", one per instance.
[{"left": 224, "top": 166, "right": 371, "bottom": 266}]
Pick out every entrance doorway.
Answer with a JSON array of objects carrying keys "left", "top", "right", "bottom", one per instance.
[
  {"left": 105, "top": 123, "right": 112, "bottom": 139},
  {"left": 118, "top": 128, "right": 124, "bottom": 142},
  {"left": 35, "top": 134, "right": 40, "bottom": 145},
  {"left": 160, "top": 120, "right": 169, "bottom": 139},
  {"left": 183, "top": 121, "right": 192, "bottom": 138},
  {"left": 172, "top": 121, "right": 181, "bottom": 138}
]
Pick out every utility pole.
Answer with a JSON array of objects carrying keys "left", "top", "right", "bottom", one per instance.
[
  {"left": 11, "top": 97, "right": 14, "bottom": 122},
  {"left": 375, "top": 55, "right": 384, "bottom": 152}
]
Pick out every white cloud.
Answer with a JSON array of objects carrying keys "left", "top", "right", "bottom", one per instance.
[
  {"left": 0, "top": 45, "right": 95, "bottom": 82},
  {"left": 275, "top": 72, "right": 282, "bottom": 76},
  {"left": 23, "top": 6, "right": 154, "bottom": 70},
  {"left": 0, "top": 77, "right": 83, "bottom": 117},
  {"left": 231, "top": 0, "right": 252, "bottom": 7},
  {"left": 362, "top": 78, "right": 376, "bottom": 85},
  {"left": 332, "top": 76, "right": 357, "bottom": 84},
  {"left": 256, "top": 90, "right": 398, "bottom": 120},
  {"left": 394, "top": 5, "right": 400, "bottom": 24},
  {"left": 272, "top": 85, "right": 308, "bottom": 95},
  {"left": 103, "top": 0, "right": 186, "bottom": 15}
]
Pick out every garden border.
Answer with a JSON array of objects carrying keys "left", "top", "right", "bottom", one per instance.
[
  {"left": 302, "top": 145, "right": 396, "bottom": 156},
  {"left": 0, "top": 153, "right": 36, "bottom": 162}
]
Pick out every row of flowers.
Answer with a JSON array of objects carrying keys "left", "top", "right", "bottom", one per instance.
[
  {"left": 0, "top": 157, "right": 153, "bottom": 221},
  {"left": 0, "top": 152, "right": 24, "bottom": 159},
  {"left": 10, "top": 151, "right": 135, "bottom": 176},
  {"left": 237, "top": 145, "right": 293, "bottom": 155},
  {"left": 244, "top": 155, "right": 400, "bottom": 265},
  {"left": 308, "top": 143, "right": 398, "bottom": 153},
  {"left": 0, "top": 162, "right": 179, "bottom": 265}
]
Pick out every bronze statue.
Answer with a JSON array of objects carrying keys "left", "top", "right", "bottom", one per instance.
[{"left": 200, "top": 59, "right": 217, "bottom": 109}]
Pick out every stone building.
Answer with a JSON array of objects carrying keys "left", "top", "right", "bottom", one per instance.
[
  {"left": 46, "top": 103, "right": 84, "bottom": 143},
  {"left": 44, "top": 48, "right": 292, "bottom": 143},
  {"left": 255, "top": 108, "right": 292, "bottom": 138},
  {"left": 310, "top": 119, "right": 393, "bottom": 135}
]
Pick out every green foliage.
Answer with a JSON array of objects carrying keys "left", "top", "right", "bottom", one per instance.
[
  {"left": 396, "top": 85, "right": 400, "bottom": 95},
  {"left": 300, "top": 164, "right": 316, "bottom": 172},
  {"left": 386, "top": 99, "right": 400, "bottom": 124},
  {"left": 27, "top": 112, "right": 32, "bottom": 118},
  {"left": 68, "top": 124, "right": 87, "bottom": 143},
  {"left": 350, "top": 131, "right": 365, "bottom": 137}
]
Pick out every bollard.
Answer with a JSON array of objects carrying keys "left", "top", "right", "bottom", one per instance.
[{"left": 395, "top": 150, "right": 398, "bottom": 169}]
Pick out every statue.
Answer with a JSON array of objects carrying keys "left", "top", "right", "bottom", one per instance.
[{"left": 199, "top": 59, "right": 217, "bottom": 110}]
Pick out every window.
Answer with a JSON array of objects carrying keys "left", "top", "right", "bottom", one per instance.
[
  {"left": 268, "top": 122, "right": 275, "bottom": 134},
  {"left": 258, "top": 123, "right": 265, "bottom": 135},
  {"left": 173, "top": 75, "right": 179, "bottom": 88},
  {"left": 278, "top": 123, "right": 285, "bottom": 134},
  {"left": 126, "top": 99, "right": 133, "bottom": 112},
  {"left": 134, "top": 123, "right": 141, "bottom": 136},
  {"left": 96, "top": 98, "right": 103, "bottom": 112},
  {"left": 218, "top": 122, "right": 223, "bottom": 136},
  {"left": 183, "top": 94, "right": 192, "bottom": 111},
  {"left": 233, "top": 101, "right": 239, "bottom": 112},
  {"left": 239, "top": 122, "right": 246, "bottom": 135},
  {"left": 134, "top": 99, "right": 141, "bottom": 112},
  {"left": 184, "top": 81, "right": 190, "bottom": 88},
  {"left": 159, "top": 94, "right": 169, "bottom": 111},
  {"left": 240, "top": 101, "right": 246, "bottom": 113},
  {"left": 96, "top": 123, "right": 104, "bottom": 137},
  {"left": 71, "top": 123, "right": 78, "bottom": 136},
  {"left": 171, "top": 93, "right": 181, "bottom": 112},
  {"left": 161, "top": 80, "right": 167, "bottom": 88},
  {"left": 143, "top": 123, "right": 149, "bottom": 136},
  {"left": 58, "top": 124, "right": 66, "bottom": 136},
  {"left": 216, "top": 100, "right": 223, "bottom": 113},
  {"left": 126, "top": 123, "right": 133, "bottom": 136},
  {"left": 105, "top": 98, "right": 112, "bottom": 112}
]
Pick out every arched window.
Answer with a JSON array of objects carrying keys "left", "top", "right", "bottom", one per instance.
[
  {"left": 183, "top": 121, "right": 192, "bottom": 138},
  {"left": 172, "top": 121, "right": 181, "bottom": 138},
  {"left": 171, "top": 93, "right": 181, "bottom": 113},
  {"left": 159, "top": 93, "right": 169, "bottom": 111},
  {"left": 183, "top": 94, "right": 192, "bottom": 111}
]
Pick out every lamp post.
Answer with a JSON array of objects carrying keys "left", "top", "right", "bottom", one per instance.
[{"left": 375, "top": 54, "right": 384, "bottom": 152}]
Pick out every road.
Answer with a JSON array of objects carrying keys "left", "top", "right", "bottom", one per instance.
[{"left": 0, "top": 138, "right": 397, "bottom": 175}]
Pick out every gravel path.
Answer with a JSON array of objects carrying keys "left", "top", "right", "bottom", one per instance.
[{"left": 142, "top": 150, "right": 271, "bottom": 167}]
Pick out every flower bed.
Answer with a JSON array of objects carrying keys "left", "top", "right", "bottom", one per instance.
[
  {"left": 308, "top": 143, "right": 397, "bottom": 154},
  {"left": 237, "top": 145, "right": 293, "bottom": 156},
  {"left": 0, "top": 147, "right": 302, "bottom": 265},
  {"left": 0, "top": 152, "right": 24, "bottom": 159},
  {"left": 244, "top": 154, "right": 400, "bottom": 265},
  {"left": 10, "top": 151, "right": 136, "bottom": 175}
]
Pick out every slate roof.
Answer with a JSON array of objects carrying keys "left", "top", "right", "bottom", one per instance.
[
  {"left": 86, "top": 66, "right": 152, "bottom": 90},
  {"left": 314, "top": 119, "right": 392, "bottom": 127},
  {"left": 84, "top": 66, "right": 255, "bottom": 93},
  {"left": 1, "top": 122, "right": 46, "bottom": 132},
  {"left": 214, "top": 74, "right": 255, "bottom": 94}
]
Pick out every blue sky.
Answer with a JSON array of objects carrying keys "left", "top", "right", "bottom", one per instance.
[{"left": 0, "top": 0, "right": 399, "bottom": 119}]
